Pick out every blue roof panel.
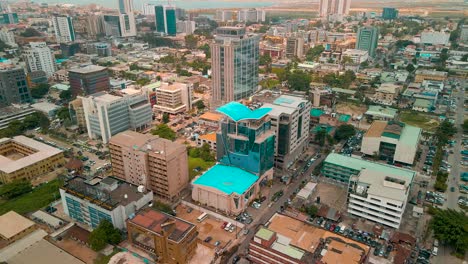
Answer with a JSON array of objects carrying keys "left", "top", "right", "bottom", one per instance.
[
  {"left": 192, "top": 164, "right": 259, "bottom": 195},
  {"left": 216, "top": 102, "right": 271, "bottom": 122}
]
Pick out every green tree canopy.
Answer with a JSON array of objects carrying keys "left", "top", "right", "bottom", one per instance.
[
  {"left": 185, "top": 35, "right": 199, "bottom": 49},
  {"left": 162, "top": 113, "right": 170, "bottom": 124},
  {"left": 56, "top": 107, "right": 71, "bottom": 121},
  {"left": 406, "top": 63, "right": 416, "bottom": 72},
  {"left": 89, "top": 220, "right": 122, "bottom": 251},
  {"left": 306, "top": 45, "right": 325, "bottom": 61},
  {"left": 188, "top": 143, "right": 215, "bottom": 162},
  {"left": 151, "top": 124, "right": 176, "bottom": 141},
  {"left": 59, "top": 89, "right": 72, "bottom": 101},
  {"left": 0, "top": 180, "right": 32, "bottom": 199},
  {"left": 463, "top": 119, "right": 468, "bottom": 133},
  {"left": 195, "top": 100, "right": 205, "bottom": 110},
  {"left": 430, "top": 208, "right": 468, "bottom": 256},
  {"left": 334, "top": 124, "right": 356, "bottom": 141},
  {"left": 20, "top": 28, "right": 42, "bottom": 37},
  {"left": 198, "top": 44, "right": 211, "bottom": 58},
  {"left": 30, "top": 83, "right": 49, "bottom": 99},
  {"left": 287, "top": 70, "right": 311, "bottom": 91}
]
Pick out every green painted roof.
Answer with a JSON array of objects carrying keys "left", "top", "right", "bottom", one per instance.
[
  {"left": 399, "top": 124, "right": 422, "bottom": 147},
  {"left": 365, "top": 105, "right": 397, "bottom": 119},
  {"left": 331, "top": 87, "right": 356, "bottom": 95},
  {"left": 255, "top": 227, "right": 275, "bottom": 240},
  {"left": 216, "top": 102, "right": 272, "bottom": 122},
  {"left": 324, "top": 153, "right": 415, "bottom": 182},
  {"left": 338, "top": 114, "right": 351, "bottom": 122},
  {"left": 310, "top": 108, "right": 324, "bottom": 117},
  {"left": 413, "top": 98, "right": 432, "bottom": 108}
]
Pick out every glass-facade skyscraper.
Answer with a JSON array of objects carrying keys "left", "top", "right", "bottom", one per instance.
[
  {"left": 211, "top": 27, "right": 260, "bottom": 105},
  {"left": 356, "top": 26, "right": 379, "bottom": 57},
  {"left": 155, "top": 5, "right": 177, "bottom": 36}
]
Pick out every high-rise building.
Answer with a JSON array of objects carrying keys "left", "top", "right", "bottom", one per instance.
[
  {"left": 211, "top": 27, "right": 260, "bottom": 105},
  {"left": 102, "top": 14, "right": 136, "bottom": 37},
  {"left": 52, "top": 16, "right": 75, "bottom": 43},
  {"left": 319, "top": 0, "right": 351, "bottom": 18},
  {"left": 118, "top": 0, "right": 133, "bottom": 14},
  {"left": 127, "top": 209, "right": 197, "bottom": 264},
  {"left": 286, "top": 37, "right": 305, "bottom": 58},
  {"left": 81, "top": 91, "right": 152, "bottom": 143},
  {"left": 68, "top": 65, "right": 110, "bottom": 96},
  {"left": 24, "top": 42, "right": 56, "bottom": 77},
  {"left": 461, "top": 25, "right": 468, "bottom": 44},
  {"left": 238, "top": 9, "right": 266, "bottom": 22},
  {"left": 176, "top": 20, "right": 196, "bottom": 34},
  {"left": 215, "top": 10, "right": 235, "bottom": 22},
  {"left": 382, "top": 7, "right": 398, "bottom": 20},
  {"left": 153, "top": 82, "right": 194, "bottom": 114},
  {"left": 0, "top": 68, "right": 31, "bottom": 106},
  {"left": 142, "top": 3, "right": 155, "bottom": 15},
  {"left": 155, "top": 5, "right": 177, "bottom": 36},
  {"left": 86, "top": 14, "right": 104, "bottom": 38},
  {"left": 0, "top": 13, "right": 18, "bottom": 25},
  {"left": 261, "top": 95, "right": 311, "bottom": 170},
  {"left": 0, "top": 27, "right": 16, "bottom": 47},
  {"left": 356, "top": 26, "right": 379, "bottom": 57},
  {"left": 109, "top": 130, "right": 189, "bottom": 201}
]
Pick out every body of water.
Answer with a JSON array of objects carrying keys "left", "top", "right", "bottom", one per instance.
[{"left": 37, "top": 0, "right": 276, "bottom": 10}]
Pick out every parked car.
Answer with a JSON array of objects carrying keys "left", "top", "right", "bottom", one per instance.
[
  {"left": 232, "top": 256, "right": 240, "bottom": 263},
  {"left": 214, "top": 241, "right": 221, "bottom": 247},
  {"left": 221, "top": 222, "right": 228, "bottom": 229},
  {"left": 204, "top": 236, "right": 212, "bottom": 243}
]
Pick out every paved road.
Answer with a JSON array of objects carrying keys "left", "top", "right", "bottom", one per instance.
[
  {"left": 229, "top": 155, "right": 326, "bottom": 263},
  {"left": 446, "top": 83, "right": 466, "bottom": 210}
]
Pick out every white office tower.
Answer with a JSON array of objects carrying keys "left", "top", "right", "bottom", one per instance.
[
  {"left": 0, "top": 27, "right": 16, "bottom": 47},
  {"left": 238, "top": 9, "right": 266, "bottom": 23},
  {"left": 319, "top": 0, "right": 351, "bottom": 20},
  {"left": 143, "top": 3, "right": 156, "bottom": 15},
  {"left": 52, "top": 16, "right": 76, "bottom": 43},
  {"left": 177, "top": 20, "right": 196, "bottom": 34},
  {"left": 116, "top": 0, "right": 136, "bottom": 37},
  {"left": 24, "top": 42, "right": 56, "bottom": 77}
]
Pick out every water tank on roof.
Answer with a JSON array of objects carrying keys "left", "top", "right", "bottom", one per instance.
[{"left": 137, "top": 185, "right": 145, "bottom": 193}]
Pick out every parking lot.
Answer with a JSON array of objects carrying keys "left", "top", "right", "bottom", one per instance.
[{"left": 175, "top": 205, "right": 240, "bottom": 250}]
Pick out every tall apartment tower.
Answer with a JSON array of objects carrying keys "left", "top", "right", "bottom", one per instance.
[
  {"left": 24, "top": 42, "right": 56, "bottom": 77},
  {"left": 356, "top": 26, "right": 379, "bottom": 57},
  {"left": 68, "top": 65, "right": 110, "bottom": 96},
  {"left": 319, "top": 0, "right": 351, "bottom": 17},
  {"left": 0, "top": 67, "right": 31, "bottom": 106},
  {"left": 119, "top": 0, "right": 133, "bottom": 14},
  {"left": 113, "top": 0, "right": 136, "bottom": 37},
  {"left": 109, "top": 130, "right": 189, "bottom": 201},
  {"left": 52, "top": 16, "right": 75, "bottom": 43},
  {"left": 155, "top": 5, "right": 177, "bottom": 36},
  {"left": 261, "top": 95, "right": 311, "bottom": 170},
  {"left": 286, "top": 37, "right": 305, "bottom": 58},
  {"left": 211, "top": 27, "right": 260, "bottom": 105},
  {"left": 382, "top": 7, "right": 398, "bottom": 20},
  {"left": 86, "top": 14, "right": 104, "bottom": 39}
]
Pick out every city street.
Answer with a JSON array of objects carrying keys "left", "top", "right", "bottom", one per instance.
[
  {"left": 229, "top": 154, "right": 327, "bottom": 262},
  {"left": 446, "top": 82, "right": 466, "bottom": 210}
]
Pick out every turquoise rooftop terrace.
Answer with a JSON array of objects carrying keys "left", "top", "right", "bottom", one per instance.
[
  {"left": 216, "top": 102, "right": 272, "bottom": 122},
  {"left": 192, "top": 164, "right": 259, "bottom": 195}
]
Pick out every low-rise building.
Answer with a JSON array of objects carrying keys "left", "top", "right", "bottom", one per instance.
[
  {"left": 60, "top": 176, "right": 153, "bottom": 230},
  {"left": 342, "top": 49, "right": 369, "bottom": 64},
  {"left": 198, "top": 112, "right": 223, "bottom": 128},
  {"left": 420, "top": 31, "right": 450, "bottom": 45},
  {"left": 412, "top": 98, "right": 434, "bottom": 112},
  {"left": 0, "top": 211, "right": 37, "bottom": 245},
  {"left": 153, "top": 82, "right": 194, "bottom": 114},
  {"left": 361, "top": 121, "right": 421, "bottom": 165},
  {"left": 127, "top": 209, "right": 197, "bottom": 264},
  {"left": 196, "top": 133, "right": 217, "bottom": 150},
  {"left": 414, "top": 69, "right": 448, "bottom": 83},
  {"left": 0, "top": 136, "right": 65, "bottom": 183},
  {"left": 364, "top": 105, "right": 397, "bottom": 121},
  {"left": 373, "top": 83, "right": 401, "bottom": 105},
  {"left": 248, "top": 213, "right": 370, "bottom": 264}
]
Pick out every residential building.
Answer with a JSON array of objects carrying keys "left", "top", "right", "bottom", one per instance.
[
  {"left": 86, "top": 14, "right": 104, "bottom": 38},
  {"left": 286, "top": 37, "right": 304, "bottom": 58},
  {"left": 0, "top": 211, "right": 36, "bottom": 245},
  {"left": 0, "top": 13, "right": 18, "bottom": 24},
  {"left": 143, "top": 3, "right": 155, "bottom": 15},
  {"left": 412, "top": 98, "right": 433, "bottom": 112},
  {"left": 364, "top": 105, "right": 397, "bottom": 121},
  {"left": 319, "top": 0, "right": 351, "bottom": 18},
  {"left": 348, "top": 168, "right": 411, "bottom": 228},
  {"left": 109, "top": 131, "right": 189, "bottom": 201},
  {"left": 102, "top": 14, "right": 136, "bottom": 37},
  {"left": 342, "top": 49, "right": 369, "bottom": 63},
  {"left": 198, "top": 112, "right": 223, "bottom": 128},
  {"left": 127, "top": 209, "right": 197, "bottom": 264},
  {"left": 238, "top": 9, "right": 266, "bottom": 22},
  {"left": 192, "top": 102, "right": 275, "bottom": 215},
  {"left": 176, "top": 20, "right": 196, "bottom": 34},
  {"left": 373, "top": 83, "right": 401, "bottom": 105},
  {"left": 414, "top": 69, "right": 448, "bottom": 82},
  {"left": 420, "top": 31, "right": 450, "bottom": 46},
  {"left": 69, "top": 98, "right": 87, "bottom": 130},
  {"left": 356, "top": 26, "right": 379, "bottom": 57},
  {"left": 361, "top": 121, "right": 421, "bottom": 165},
  {"left": 215, "top": 10, "right": 235, "bottom": 22},
  {"left": 0, "top": 27, "right": 16, "bottom": 47},
  {"left": 248, "top": 213, "right": 370, "bottom": 264},
  {"left": 261, "top": 95, "right": 311, "bottom": 169},
  {"left": 155, "top": 5, "right": 177, "bottom": 36},
  {"left": 81, "top": 92, "right": 152, "bottom": 143},
  {"left": 24, "top": 42, "right": 56, "bottom": 77},
  {"left": 0, "top": 136, "right": 65, "bottom": 183},
  {"left": 211, "top": 27, "right": 260, "bottom": 105},
  {"left": 60, "top": 176, "right": 153, "bottom": 230},
  {"left": 382, "top": 7, "right": 398, "bottom": 20},
  {"left": 68, "top": 65, "right": 110, "bottom": 96},
  {"left": 52, "top": 16, "right": 76, "bottom": 43},
  {"left": 0, "top": 67, "right": 31, "bottom": 106},
  {"left": 153, "top": 82, "right": 193, "bottom": 114},
  {"left": 461, "top": 25, "right": 468, "bottom": 44},
  {"left": 196, "top": 133, "right": 217, "bottom": 150}
]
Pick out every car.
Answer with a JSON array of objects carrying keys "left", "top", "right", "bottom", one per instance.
[
  {"left": 245, "top": 218, "right": 253, "bottom": 224},
  {"left": 432, "top": 247, "right": 438, "bottom": 256},
  {"left": 259, "top": 196, "right": 267, "bottom": 203},
  {"left": 204, "top": 236, "right": 212, "bottom": 243},
  {"left": 329, "top": 224, "right": 336, "bottom": 231},
  {"left": 450, "top": 187, "right": 455, "bottom": 192},
  {"left": 214, "top": 241, "right": 220, "bottom": 247},
  {"left": 232, "top": 256, "right": 240, "bottom": 263},
  {"left": 221, "top": 222, "right": 228, "bottom": 229},
  {"left": 243, "top": 229, "right": 249, "bottom": 235}
]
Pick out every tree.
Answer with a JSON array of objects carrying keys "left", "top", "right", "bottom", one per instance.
[
  {"left": 430, "top": 208, "right": 468, "bottom": 256},
  {"left": 59, "top": 90, "right": 72, "bottom": 101},
  {"left": 304, "top": 205, "right": 319, "bottom": 218},
  {"left": 463, "top": 119, "right": 468, "bottom": 133},
  {"left": 56, "top": 107, "right": 71, "bottom": 121},
  {"left": 461, "top": 54, "right": 468, "bottom": 62},
  {"left": 0, "top": 180, "right": 33, "bottom": 199},
  {"left": 151, "top": 124, "right": 176, "bottom": 141},
  {"left": 259, "top": 53, "right": 272, "bottom": 72},
  {"left": 30, "top": 83, "right": 49, "bottom": 99},
  {"left": 195, "top": 100, "right": 205, "bottom": 110},
  {"left": 406, "top": 63, "right": 416, "bottom": 72},
  {"left": 0, "top": 39, "right": 10, "bottom": 52},
  {"left": 334, "top": 124, "right": 356, "bottom": 141},
  {"left": 185, "top": 35, "right": 198, "bottom": 49},
  {"left": 198, "top": 44, "right": 211, "bottom": 58},
  {"left": 306, "top": 45, "right": 325, "bottom": 61},
  {"left": 341, "top": 56, "right": 354, "bottom": 65},
  {"left": 315, "top": 129, "right": 326, "bottom": 146},
  {"left": 136, "top": 78, "right": 150, "bottom": 86},
  {"left": 20, "top": 28, "right": 42, "bottom": 37},
  {"left": 287, "top": 70, "right": 311, "bottom": 91},
  {"left": 89, "top": 220, "right": 122, "bottom": 251},
  {"left": 129, "top": 63, "right": 140, "bottom": 71},
  {"left": 162, "top": 113, "right": 170, "bottom": 124}
]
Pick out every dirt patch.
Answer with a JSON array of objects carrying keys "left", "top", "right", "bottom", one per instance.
[
  {"left": 311, "top": 181, "right": 348, "bottom": 211},
  {"left": 336, "top": 103, "right": 367, "bottom": 118},
  {"left": 52, "top": 238, "right": 98, "bottom": 264}
]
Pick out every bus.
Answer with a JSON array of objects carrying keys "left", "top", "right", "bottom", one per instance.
[{"left": 197, "top": 212, "right": 208, "bottom": 222}]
